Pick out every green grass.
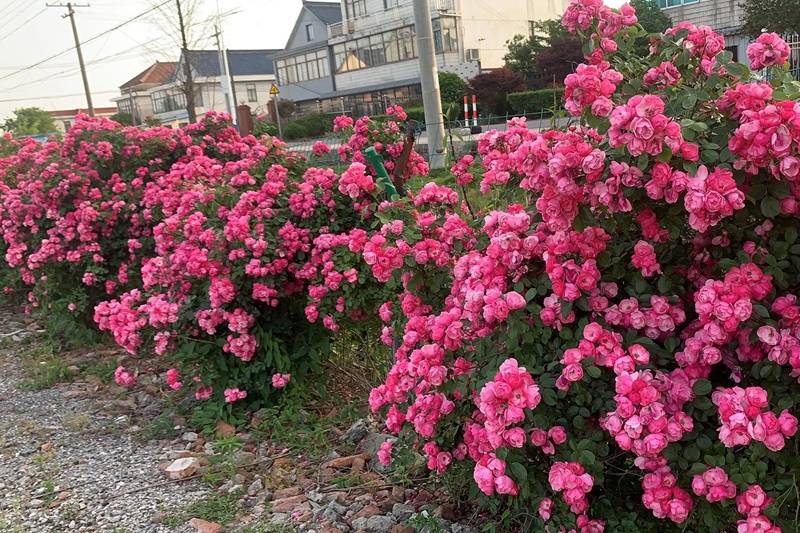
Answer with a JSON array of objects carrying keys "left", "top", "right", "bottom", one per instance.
[{"left": 162, "top": 490, "right": 243, "bottom": 527}]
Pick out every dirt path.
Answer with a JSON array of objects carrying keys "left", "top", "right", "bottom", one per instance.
[{"left": 0, "top": 310, "right": 209, "bottom": 533}]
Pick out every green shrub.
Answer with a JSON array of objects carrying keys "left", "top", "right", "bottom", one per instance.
[
  {"left": 404, "top": 107, "right": 426, "bottom": 123},
  {"left": 281, "top": 113, "right": 333, "bottom": 141},
  {"left": 282, "top": 123, "right": 306, "bottom": 141},
  {"left": 507, "top": 88, "right": 566, "bottom": 116}
]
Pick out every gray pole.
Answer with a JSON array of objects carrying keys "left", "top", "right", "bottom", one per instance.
[
  {"left": 49, "top": 3, "right": 94, "bottom": 116},
  {"left": 412, "top": 0, "right": 446, "bottom": 169},
  {"left": 214, "top": 25, "right": 234, "bottom": 122},
  {"left": 274, "top": 97, "right": 282, "bottom": 138},
  {"left": 128, "top": 89, "right": 137, "bottom": 126}
]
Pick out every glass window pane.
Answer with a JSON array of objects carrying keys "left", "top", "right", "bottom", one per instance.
[
  {"left": 370, "top": 34, "right": 385, "bottom": 66},
  {"left": 357, "top": 37, "right": 371, "bottom": 67},
  {"left": 433, "top": 20, "right": 443, "bottom": 53},
  {"left": 384, "top": 30, "right": 400, "bottom": 63}
]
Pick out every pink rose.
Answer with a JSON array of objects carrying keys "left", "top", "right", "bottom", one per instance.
[
  {"left": 548, "top": 426, "right": 567, "bottom": 445},
  {"left": 494, "top": 475, "right": 519, "bottom": 495}
]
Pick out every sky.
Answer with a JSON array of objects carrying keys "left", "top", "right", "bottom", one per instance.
[
  {"left": 0, "top": 0, "right": 627, "bottom": 121},
  {"left": 0, "top": 0, "right": 310, "bottom": 120}
]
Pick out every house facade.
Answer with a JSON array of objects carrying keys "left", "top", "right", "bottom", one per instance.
[
  {"left": 271, "top": 1, "right": 342, "bottom": 111},
  {"left": 111, "top": 61, "right": 177, "bottom": 125},
  {"left": 275, "top": 0, "right": 568, "bottom": 117},
  {"left": 657, "top": 0, "right": 799, "bottom": 76},
  {"left": 50, "top": 107, "right": 118, "bottom": 133},
  {"left": 148, "top": 49, "right": 280, "bottom": 129}
]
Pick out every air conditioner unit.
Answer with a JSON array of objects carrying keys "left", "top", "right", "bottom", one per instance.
[
  {"left": 347, "top": 20, "right": 355, "bottom": 33},
  {"left": 466, "top": 48, "right": 480, "bottom": 62}
]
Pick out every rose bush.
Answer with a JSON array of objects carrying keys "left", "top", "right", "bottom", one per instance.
[
  {"left": 90, "top": 110, "right": 422, "bottom": 409},
  {"left": 367, "top": 1, "right": 800, "bottom": 532},
  {"left": 0, "top": 109, "right": 423, "bottom": 411}
]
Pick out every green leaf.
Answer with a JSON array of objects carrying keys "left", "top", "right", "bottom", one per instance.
[
  {"left": 509, "top": 462, "right": 528, "bottom": 482},
  {"left": 723, "top": 62, "right": 745, "bottom": 77},
  {"left": 586, "top": 366, "right": 602, "bottom": 379},
  {"left": 753, "top": 304, "right": 770, "bottom": 318},
  {"left": 786, "top": 227, "right": 798, "bottom": 245},
  {"left": 761, "top": 196, "right": 782, "bottom": 218},
  {"left": 693, "top": 379, "right": 712, "bottom": 396}
]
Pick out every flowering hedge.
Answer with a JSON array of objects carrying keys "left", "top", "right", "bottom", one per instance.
[
  {"left": 90, "top": 110, "right": 423, "bottom": 407},
  {"left": 367, "top": 1, "right": 800, "bottom": 532},
  {"left": 0, "top": 110, "right": 424, "bottom": 409}
]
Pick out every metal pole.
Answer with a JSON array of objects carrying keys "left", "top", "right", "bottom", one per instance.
[
  {"left": 128, "top": 90, "right": 137, "bottom": 126},
  {"left": 274, "top": 97, "right": 282, "bottom": 138},
  {"left": 412, "top": 0, "right": 446, "bottom": 169},
  {"left": 176, "top": 0, "right": 197, "bottom": 123},
  {"left": 214, "top": 25, "right": 234, "bottom": 122},
  {"left": 49, "top": 3, "right": 94, "bottom": 116},
  {"left": 340, "top": 97, "right": 345, "bottom": 116}
]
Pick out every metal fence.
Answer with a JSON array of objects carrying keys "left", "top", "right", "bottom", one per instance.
[{"left": 283, "top": 109, "right": 569, "bottom": 165}]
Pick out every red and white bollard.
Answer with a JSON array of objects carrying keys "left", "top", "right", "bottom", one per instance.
[
  {"left": 463, "top": 96, "right": 470, "bottom": 125},
  {"left": 472, "top": 94, "right": 478, "bottom": 127}
]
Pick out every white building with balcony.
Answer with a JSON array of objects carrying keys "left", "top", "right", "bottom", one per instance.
[{"left": 275, "top": 0, "right": 568, "bottom": 117}]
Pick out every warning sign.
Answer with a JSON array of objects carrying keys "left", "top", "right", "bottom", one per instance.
[{"left": 269, "top": 84, "right": 280, "bottom": 95}]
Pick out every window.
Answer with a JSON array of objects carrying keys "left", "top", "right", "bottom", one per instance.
[
  {"left": 306, "top": 24, "right": 315, "bottom": 41},
  {"left": 275, "top": 51, "right": 330, "bottom": 84},
  {"left": 118, "top": 100, "right": 132, "bottom": 114},
  {"left": 152, "top": 89, "right": 187, "bottom": 114},
  {"left": 333, "top": 26, "right": 417, "bottom": 73},
  {"left": 433, "top": 17, "right": 458, "bottom": 53},
  {"left": 344, "top": 0, "right": 366, "bottom": 19},
  {"left": 63, "top": 120, "right": 71, "bottom": 130},
  {"left": 246, "top": 84, "right": 257, "bottom": 102},
  {"left": 725, "top": 45, "right": 739, "bottom": 63},
  {"left": 656, "top": 0, "right": 699, "bottom": 8},
  {"left": 383, "top": 0, "right": 400, "bottom": 8}
]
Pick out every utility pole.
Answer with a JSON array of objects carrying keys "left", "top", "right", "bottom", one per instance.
[
  {"left": 128, "top": 89, "right": 137, "bottom": 126},
  {"left": 48, "top": 3, "right": 94, "bottom": 117},
  {"left": 412, "top": 0, "right": 446, "bottom": 169},
  {"left": 213, "top": 24, "right": 235, "bottom": 124},
  {"left": 176, "top": 0, "right": 197, "bottom": 123}
]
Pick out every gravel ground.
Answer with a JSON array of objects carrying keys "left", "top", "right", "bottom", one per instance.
[{"left": 0, "top": 313, "right": 209, "bottom": 533}]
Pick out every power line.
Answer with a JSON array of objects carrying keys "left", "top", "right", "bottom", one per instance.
[
  {"left": 0, "top": 2, "right": 38, "bottom": 35},
  {"left": 0, "top": 0, "right": 171, "bottom": 84},
  {"left": 0, "top": 90, "right": 119, "bottom": 104},
  {"left": 0, "top": 7, "right": 48, "bottom": 44}
]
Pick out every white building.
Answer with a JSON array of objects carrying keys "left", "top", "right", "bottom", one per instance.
[
  {"left": 148, "top": 49, "right": 280, "bottom": 129},
  {"left": 657, "top": 0, "right": 799, "bottom": 76},
  {"left": 111, "top": 61, "right": 177, "bottom": 125},
  {"left": 275, "top": 0, "right": 568, "bottom": 117}
]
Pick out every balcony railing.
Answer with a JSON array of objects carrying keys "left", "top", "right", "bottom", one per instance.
[{"left": 328, "top": 0, "right": 456, "bottom": 39}]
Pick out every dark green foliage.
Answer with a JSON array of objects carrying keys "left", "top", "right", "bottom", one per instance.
[{"left": 507, "top": 88, "right": 566, "bottom": 116}]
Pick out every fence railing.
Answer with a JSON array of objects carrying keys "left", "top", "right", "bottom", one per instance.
[{"left": 282, "top": 109, "right": 570, "bottom": 166}]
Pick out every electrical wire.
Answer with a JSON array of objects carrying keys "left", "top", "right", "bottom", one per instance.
[
  {"left": 0, "top": 0, "right": 172, "bottom": 83},
  {"left": 0, "top": 7, "right": 48, "bottom": 45},
  {"left": 0, "top": 90, "right": 119, "bottom": 104}
]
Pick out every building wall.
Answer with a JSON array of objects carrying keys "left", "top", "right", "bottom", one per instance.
[
  {"left": 277, "top": 71, "right": 335, "bottom": 105},
  {"left": 659, "top": 0, "right": 744, "bottom": 31},
  {"left": 287, "top": 7, "right": 331, "bottom": 49},
  {"left": 458, "top": 0, "right": 569, "bottom": 68},
  {"left": 658, "top": 0, "right": 749, "bottom": 62},
  {"left": 199, "top": 78, "right": 276, "bottom": 116}
]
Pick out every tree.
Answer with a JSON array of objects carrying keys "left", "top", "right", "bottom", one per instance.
[
  {"left": 535, "top": 37, "right": 585, "bottom": 87},
  {"left": 742, "top": 0, "right": 800, "bottom": 37},
  {"left": 2, "top": 108, "right": 57, "bottom": 136},
  {"left": 147, "top": 0, "right": 215, "bottom": 124},
  {"left": 467, "top": 68, "right": 527, "bottom": 116},
  {"left": 630, "top": 0, "right": 672, "bottom": 56},
  {"left": 110, "top": 112, "right": 134, "bottom": 126},
  {"left": 504, "top": 20, "right": 581, "bottom": 88},
  {"left": 438, "top": 71, "right": 466, "bottom": 106}
]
